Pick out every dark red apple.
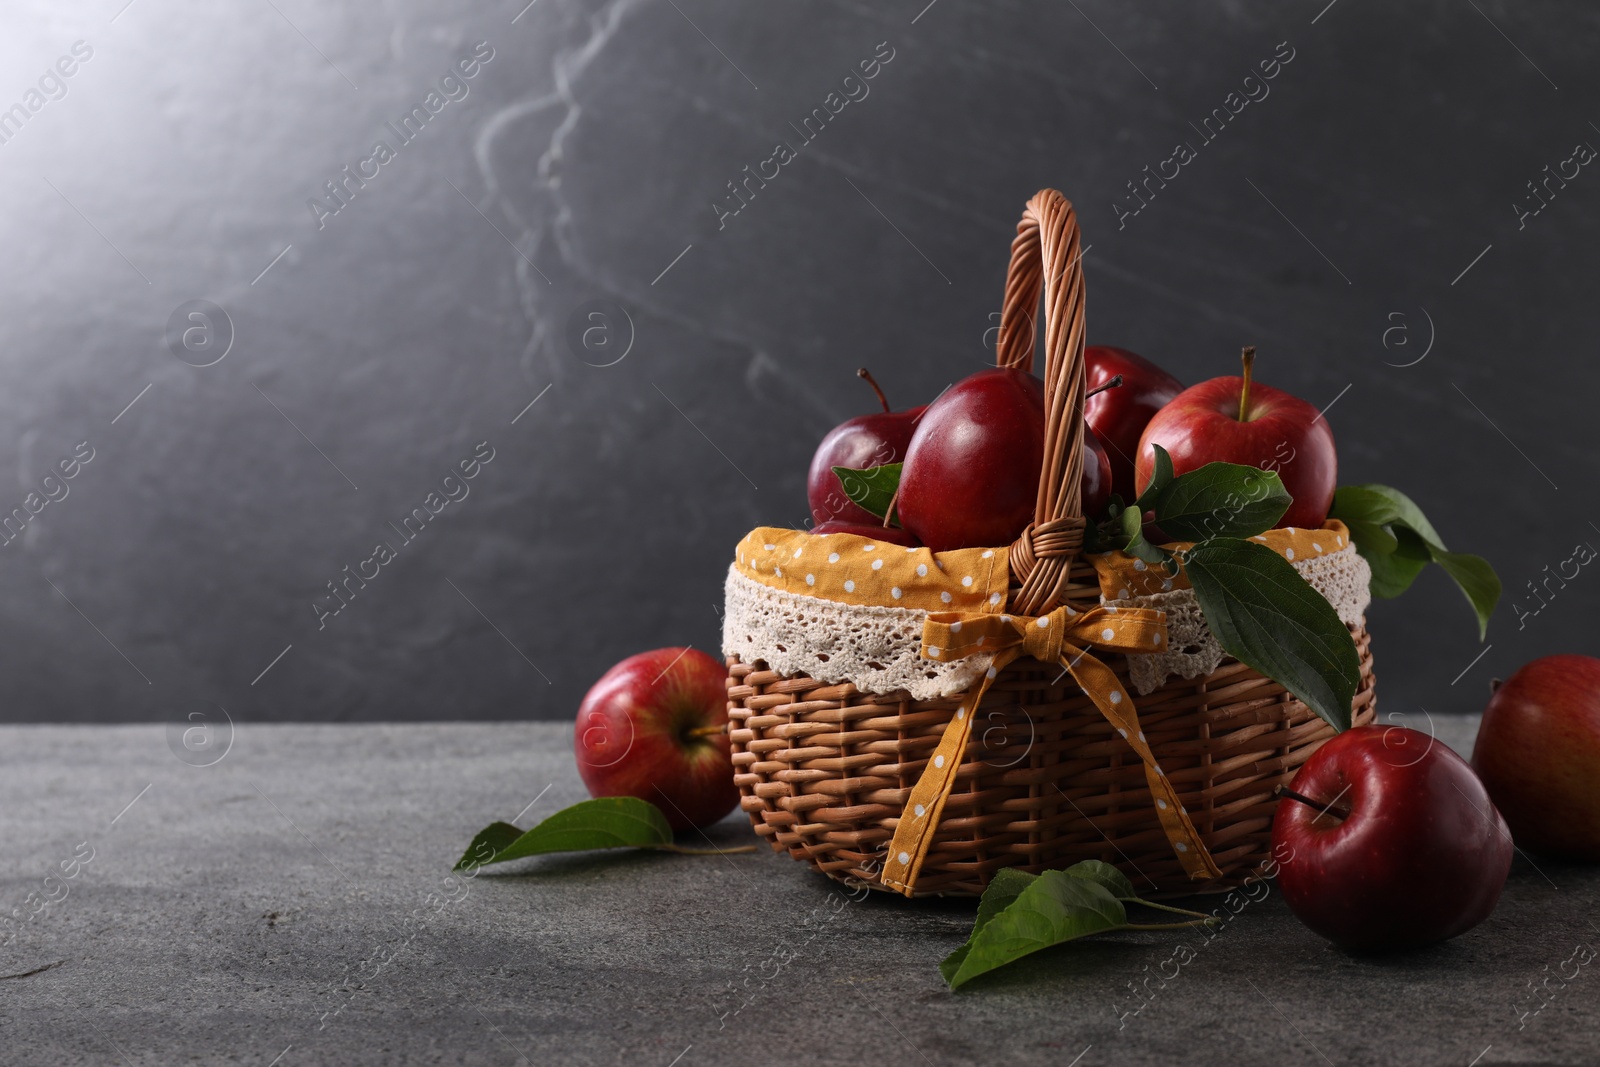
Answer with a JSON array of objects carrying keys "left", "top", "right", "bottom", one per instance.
[
  {"left": 1472, "top": 654, "right": 1600, "bottom": 860},
  {"left": 807, "top": 369, "right": 924, "bottom": 526},
  {"left": 573, "top": 647, "right": 737, "bottom": 832},
  {"left": 897, "top": 367, "right": 1046, "bottom": 552},
  {"left": 1080, "top": 425, "right": 1113, "bottom": 522},
  {"left": 1085, "top": 345, "right": 1183, "bottom": 503},
  {"left": 1272, "top": 725, "right": 1512, "bottom": 953},
  {"left": 1134, "top": 347, "right": 1336, "bottom": 530},
  {"left": 810, "top": 520, "right": 921, "bottom": 547},
  {"left": 898, "top": 368, "right": 1117, "bottom": 549}
]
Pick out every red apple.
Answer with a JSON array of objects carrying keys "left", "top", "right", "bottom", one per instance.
[
  {"left": 1272, "top": 725, "right": 1512, "bottom": 953},
  {"left": 897, "top": 367, "right": 1046, "bottom": 552},
  {"left": 1080, "top": 425, "right": 1113, "bottom": 522},
  {"left": 898, "top": 368, "right": 1117, "bottom": 549},
  {"left": 807, "top": 369, "right": 924, "bottom": 526},
  {"left": 573, "top": 647, "right": 737, "bottom": 832},
  {"left": 1134, "top": 347, "right": 1336, "bottom": 531},
  {"left": 1472, "top": 654, "right": 1600, "bottom": 860},
  {"left": 1084, "top": 345, "right": 1183, "bottom": 503},
  {"left": 810, "top": 519, "right": 920, "bottom": 547}
]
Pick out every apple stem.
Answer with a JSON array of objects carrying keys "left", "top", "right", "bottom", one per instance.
[
  {"left": 857, "top": 367, "right": 892, "bottom": 414},
  {"left": 1129, "top": 898, "right": 1214, "bottom": 920},
  {"left": 1238, "top": 346, "right": 1256, "bottom": 422},
  {"left": 1489, "top": 677, "right": 1503, "bottom": 696},
  {"left": 1124, "top": 918, "right": 1222, "bottom": 931},
  {"left": 653, "top": 843, "right": 758, "bottom": 856},
  {"left": 686, "top": 724, "right": 726, "bottom": 739},
  {"left": 1274, "top": 784, "right": 1351, "bottom": 822},
  {"left": 1086, "top": 374, "right": 1124, "bottom": 400},
  {"left": 882, "top": 484, "right": 901, "bottom": 529}
]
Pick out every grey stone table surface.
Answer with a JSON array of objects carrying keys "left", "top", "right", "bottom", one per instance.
[{"left": 3, "top": 717, "right": 1596, "bottom": 1067}]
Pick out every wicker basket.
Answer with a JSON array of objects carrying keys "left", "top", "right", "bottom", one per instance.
[{"left": 725, "top": 190, "right": 1376, "bottom": 897}]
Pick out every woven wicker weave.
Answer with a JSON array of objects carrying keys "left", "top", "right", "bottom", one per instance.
[{"left": 726, "top": 190, "right": 1376, "bottom": 897}]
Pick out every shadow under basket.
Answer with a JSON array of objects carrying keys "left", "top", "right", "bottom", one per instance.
[{"left": 726, "top": 626, "right": 1375, "bottom": 898}]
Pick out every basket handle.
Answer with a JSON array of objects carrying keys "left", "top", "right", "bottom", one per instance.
[{"left": 996, "top": 190, "right": 1089, "bottom": 617}]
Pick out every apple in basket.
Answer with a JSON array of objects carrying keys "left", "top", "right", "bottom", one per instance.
[
  {"left": 1472, "top": 654, "right": 1600, "bottom": 860},
  {"left": 1272, "top": 725, "right": 1512, "bottom": 953},
  {"left": 1084, "top": 345, "right": 1184, "bottom": 504},
  {"left": 807, "top": 369, "right": 925, "bottom": 526},
  {"left": 1080, "top": 427, "right": 1112, "bottom": 524},
  {"left": 1135, "top": 347, "right": 1337, "bottom": 531},
  {"left": 573, "top": 647, "right": 738, "bottom": 832},
  {"left": 896, "top": 367, "right": 1114, "bottom": 552},
  {"left": 810, "top": 520, "right": 920, "bottom": 546}
]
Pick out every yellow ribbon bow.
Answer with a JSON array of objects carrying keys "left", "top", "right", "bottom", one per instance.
[{"left": 879, "top": 603, "right": 1224, "bottom": 895}]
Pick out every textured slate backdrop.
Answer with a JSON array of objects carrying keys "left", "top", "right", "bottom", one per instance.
[{"left": 0, "top": 0, "right": 1594, "bottom": 723}]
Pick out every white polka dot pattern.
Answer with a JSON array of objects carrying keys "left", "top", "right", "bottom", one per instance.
[{"left": 735, "top": 526, "right": 1008, "bottom": 615}]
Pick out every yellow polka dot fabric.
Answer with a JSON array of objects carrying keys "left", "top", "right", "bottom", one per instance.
[
  {"left": 1089, "top": 520, "right": 1354, "bottom": 601},
  {"left": 734, "top": 527, "right": 1009, "bottom": 614}
]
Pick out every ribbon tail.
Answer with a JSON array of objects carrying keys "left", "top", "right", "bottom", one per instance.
[
  {"left": 880, "top": 651, "right": 1019, "bottom": 896},
  {"left": 1061, "top": 644, "right": 1224, "bottom": 881}
]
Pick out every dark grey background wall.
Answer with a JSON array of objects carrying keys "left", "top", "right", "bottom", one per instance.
[{"left": 0, "top": 0, "right": 1594, "bottom": 723}]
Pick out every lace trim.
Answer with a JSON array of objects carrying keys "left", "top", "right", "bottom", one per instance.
[
  {"left": 1118, "top": 545, "right": 1372, "bottom": 696},
  {"left": 722, "top": 545, "right": 1372, "bottom": 699},
  {"left": 722, "top": 566, "right": 993, "bottom": 699}
]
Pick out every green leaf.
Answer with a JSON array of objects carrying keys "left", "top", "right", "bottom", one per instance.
[
  {"left": 1340, "top": 516, "right": 1400, "bottom": 558},
  {"left": 939, "top": 861, "right": 1139, "bottom": 986},
  {"left": 1062, "top": 859, "right": 1137, "bottom": 901},
  {"left": 1145, "top": 463, "right": 1290, "bottom": 542},
  {"left": 1082, "top": 515, "right": 1106, "bottom": 553},
  {"left": 1134, "top": 444, "right": 1175, "bottom": 510},
  {"left": 1362, "top": 526, "right": 1430, "bottom": 599},
  {"left": 832, "top": 463, "right": 902, "bottom": 525},
  {"left": 1116, "top": 506, "right": 1140, "bottom": 544},
  {"left": 1117, "top": 506, "right": 1168, "bottom": 565},
  {"left": 1113, "top": 502, "right": 1164, "bottom": 566},
  {"left": 1329, "top": 484, "right": 1500, "bottom": 638},
  {"left": 940, "top": 868, "right": 1038, "bottom": 984},
  {"left": 1183, "top": 538, "right": 1360, "bottom": 732},
  {"left": 938, "top": 861, "right": 1189, "bottom": 989},
  {"left": 1432, "top": 549, "right": 1501, "bottom": 640},
  {"left": 942, "top": 871, "right": 1127, "bottom": 989},
  {"left": 453, "top": 797, "right": 673, "bottom": 871},
  {"left": 1333, "top": 484, "right": 1443, "bottom": 545},
  {"left": 453, "top": 822, "right": 525, "bottom": 872},
  {"left": 974, "top": 869, "right": 1041, "bottom": 929}
]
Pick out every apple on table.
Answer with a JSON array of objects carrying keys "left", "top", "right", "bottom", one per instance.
[
  {"left": 573, "top": 647, "right": 738, "bottom": 832},
  {"left": 1473, "top": 654, "right": 1600, "bottom": 860},
  {"left": 1272, "top": 725, "right": 1512, "bottom": 953}
]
